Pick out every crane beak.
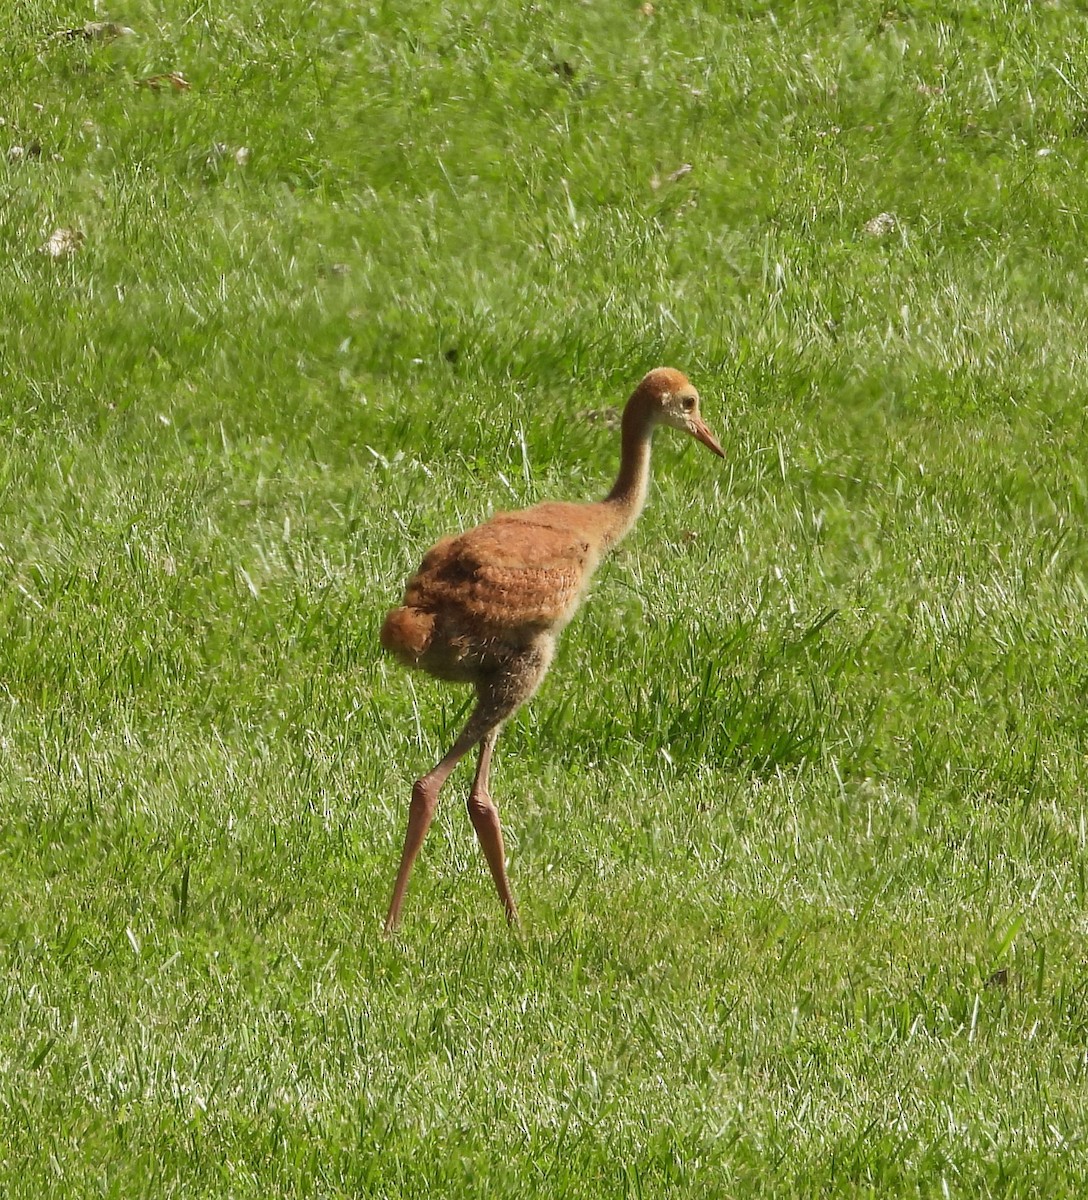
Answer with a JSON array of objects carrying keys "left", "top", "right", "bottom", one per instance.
[{"left": 691, "top": 417, "right": 725, "bottom": 458}]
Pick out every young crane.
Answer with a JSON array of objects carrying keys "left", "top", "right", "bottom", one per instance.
[{"left": 380, "top": 368, "right": 723, "bottom": 931}]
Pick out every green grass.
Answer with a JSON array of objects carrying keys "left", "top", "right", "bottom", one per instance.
[{"left": 3, "top": 0, "right": 1088, "bottom": 1194}]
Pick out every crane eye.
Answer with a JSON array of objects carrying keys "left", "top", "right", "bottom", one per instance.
[{"left": 681, "top": 395, "right": 696, "bottom": 411}]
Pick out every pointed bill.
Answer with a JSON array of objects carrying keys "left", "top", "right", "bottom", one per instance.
[{"left": 692, "top": 418, "right": 725, "bottom": 458}]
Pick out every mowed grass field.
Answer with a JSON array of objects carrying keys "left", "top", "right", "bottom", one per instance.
[{"left": 4, "top": 0, "right": 1088, "bottom": 1194}]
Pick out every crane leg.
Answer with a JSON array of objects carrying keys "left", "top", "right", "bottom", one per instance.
[
  {"left": 383, "top": 640, "right": 552, "bottom": 933},
  {"left": 383, "top": 717, "right": 483, "bottom": 934},
  {"left": 467, "top": 729, "right": 518, "bottom": 925}
]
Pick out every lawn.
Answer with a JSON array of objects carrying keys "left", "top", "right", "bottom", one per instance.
[{"left": 3, "top": 0, "right": 1088, "bottom": 1194}]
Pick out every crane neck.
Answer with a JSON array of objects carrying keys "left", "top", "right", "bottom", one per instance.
[{"left": 602, "top": 389, "right": 656, "bottom": 543}]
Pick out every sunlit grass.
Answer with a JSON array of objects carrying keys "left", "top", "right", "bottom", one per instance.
[{"left": 3, "top": 1, "right": 1088, "bottom": 1195}]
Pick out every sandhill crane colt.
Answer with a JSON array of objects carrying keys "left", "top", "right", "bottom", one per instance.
[{"left": 380, "top": 368, "right": 723, "bottom": 931}]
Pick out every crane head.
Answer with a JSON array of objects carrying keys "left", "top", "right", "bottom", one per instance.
[{"left": 637, "top": 367, "right": 725, "bottom": 458}]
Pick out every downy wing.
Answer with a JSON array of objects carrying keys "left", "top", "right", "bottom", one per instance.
[{"left": 406, "top": 507, "right": 598, "bottom": 631}]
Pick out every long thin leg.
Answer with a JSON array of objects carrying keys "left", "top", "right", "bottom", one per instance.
[
  {"left": 467, "top": 730, "right": 518, "bottom": 925},
  {"left": 384, "top": 719, "right": 489, "bottom": 934},
  {"left": 384, "top": 639, "right": 553, "bottom": 933}
]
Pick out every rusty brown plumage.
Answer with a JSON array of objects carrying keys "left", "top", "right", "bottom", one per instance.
[
  {"left": 382, "top": 367, "right": 724, "bottom": 932},
  {"left": 381, "top": 502, "right": 602, "bottom": 680}
]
